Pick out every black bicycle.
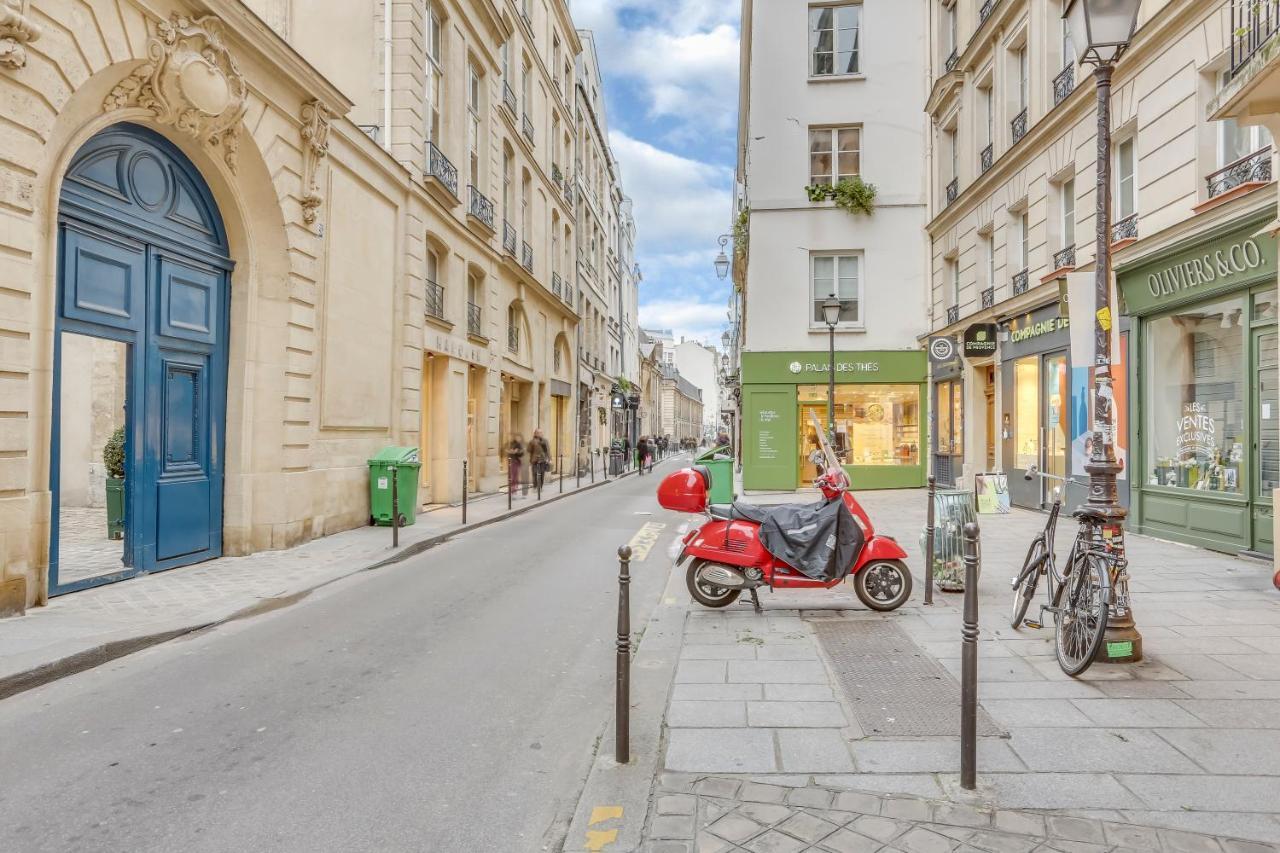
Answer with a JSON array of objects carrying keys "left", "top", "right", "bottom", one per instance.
[{"left": 1010, "top": 467, "right": 1114, "bottom": 677}]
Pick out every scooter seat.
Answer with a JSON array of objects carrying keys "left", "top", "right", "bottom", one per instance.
[
  {"left": 707, "top": 503, "right": 733, "bottom": 520},
  {"left": 707, "top": 502, "right": 778, "bottom": 524}
]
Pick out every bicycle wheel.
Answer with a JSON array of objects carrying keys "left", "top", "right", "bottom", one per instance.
[
  {"left": 1053, "top": 553, "right": 1109, "bottom": 677},
  {"left": 1009, "top": 538, "right": 1045, "bottom": 629}
]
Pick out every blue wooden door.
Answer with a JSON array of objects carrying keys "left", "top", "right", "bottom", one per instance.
[{"left": 53, "top": 124, "right": 231, "bottom": 593}]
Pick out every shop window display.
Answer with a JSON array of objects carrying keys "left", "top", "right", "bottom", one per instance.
[
  {"left": 798, "top": 384, "right": 920, "bottom": 466},
  {"left": 1145, "top": 297, "right": 1245, "bottom": 493},
  {"left": 1013, "top": 357, "right": 1040, "bottom": 470}
]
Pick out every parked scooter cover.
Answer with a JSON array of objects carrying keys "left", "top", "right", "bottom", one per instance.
[{"left": 758, "top": 499, "right": 864, "bottom": 582}]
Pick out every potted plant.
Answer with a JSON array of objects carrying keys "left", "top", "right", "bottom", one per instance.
[{"left": 103, "top": 426, "right": 125, "bottom": 540}]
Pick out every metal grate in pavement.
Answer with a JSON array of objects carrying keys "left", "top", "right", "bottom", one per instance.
[{"left": 810, "top": 618, "right": 1003, "bottom": 737}]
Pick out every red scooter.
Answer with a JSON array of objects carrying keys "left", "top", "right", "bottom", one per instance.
[{"left": 657, "top": 464, "right": 913, "bottom": 612}]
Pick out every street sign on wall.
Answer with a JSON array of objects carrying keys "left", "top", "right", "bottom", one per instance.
[{"left": 927, "top": 336, "right": 957, "bottom": 366}]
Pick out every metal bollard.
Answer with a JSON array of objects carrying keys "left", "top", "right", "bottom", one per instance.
[
  {"left": 960, "top": 521, "right": 980, "bottom": 791},
  {"left": 616, "top": 544, "right": 632, "bottom": 764},
  {"left": 591, "top": 452, "right": 595, "bottom": 483},
  {"left": 390, "top": 463, "right": 400, "bottom": 548},
  {"left": 559, "top": 454, "right": 564, "bottom": 493},
  {"left": 602, "top": 449, "right": 607, "bottom": 481},
  {"left": 925, "top": 474, "right": 936, "bottom": 606},
  {"left": 462, "top": 459, "right": 468, "bottom": 525},
  {"left": 508, "top": 472, "right": 513, "bottom": 511}
]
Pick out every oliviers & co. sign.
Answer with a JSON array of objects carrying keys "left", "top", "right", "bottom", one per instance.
[{"left": 1118, "top": 221, "right": 1277, "bottom": 315}]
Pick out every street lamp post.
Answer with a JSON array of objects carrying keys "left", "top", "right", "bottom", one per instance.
[
  {"left": 1063, "top": 0, "right": 1143, "bottom": 663},
  {"left": 821, "top": 296, "right": 842, "bottom": 451}
]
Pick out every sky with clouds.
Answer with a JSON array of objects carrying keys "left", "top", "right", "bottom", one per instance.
[{"left": 570, "top": 0, "right": 739, "bottom": 349}]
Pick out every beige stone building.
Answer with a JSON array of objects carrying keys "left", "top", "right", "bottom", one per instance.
[
  {"left": 926, "top": 0, "right": 1278, "bottom": 558},
  {"left": 0, "top": 0, "right": 611, "bottom": 612},
  {"left": 661, "top": 367, "right": 704, "bottom": 446}
]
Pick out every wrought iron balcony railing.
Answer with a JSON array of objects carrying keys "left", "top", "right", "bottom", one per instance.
[
  {"left": 522, "top": 114, "right": 535, "bottom": 143},
  {"left": 552, "top": 272, "right": 562, "bottom": 298},
  {"left": 945, "top": 49, "right": 959, "bottom": 73},
  {"left": 563, "top": 183, "right": 574, "bottom": 205},
  {"left": 979, "top": 0, "right": 997, "bottom": 24},
  {"left": 521, "top": 241, "right": 533, "bottom": 273},
  {"left": 1011, "top": 108, "right": 1028, "bottom": 145},
  {"left": 1053, "top": 64, "right": 1075, "bottom": 107},
  {"left": 552, "top": 163, "right": 563, "bottom": 186},
  {"left": 1012, "top": 268, "right": 1029, "bottom": 295},
  {"left": 425, "top": 279, "right": 445, "bottom": 320},
  {"left": 424, "top": 141, "right": 458, "bottom": 198},
  {"left": 563, "top": 286, "right": 574, "bottom": 306},
  {"left": 1053, "top": 245, "right": 1076, "bottom": 270},
  {"left": 981, "top": 286, "right": 995, "bottom": 308},
  {"left": 1111, "top": 213, "right": 1138, "bottom": 243},
  {"left": 507, "top": 322, "right": 519, "bottom": 353},
  {"left": 1207, "top": 146, "right": 1273, "bottom": 198},
  {"left": 467, "top": 301, "right": 482, "bottom": 337},
  {"left": 502, "top": 81, "right": 517, "bottom": 115},
  {"left": 946, "top": 177, "right": 959, "bottom": 205},
  {"left": 946, "top": 305, "right": 960, "bottom": 325},
  {"left": 502, "top": 221, "right": 517, "bottom": 255},
  {"left": 980, "top": 143, "right": 993, "bottom": 174},
  {"left": 468, "top": 186, "right": 494, "bottom": 230},
  {"left": 1230, "top": 0, "right": 1280, "bottom": 77}
]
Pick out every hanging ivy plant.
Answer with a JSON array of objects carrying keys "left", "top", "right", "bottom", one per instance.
[
  {"left": 732, "top": 207, "right": 749, "bottom": 261},
  {"left": 803, "top": 177, "right": 878, "bottom": 215}
]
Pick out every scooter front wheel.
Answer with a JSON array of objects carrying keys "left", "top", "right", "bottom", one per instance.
[
  {"left": 853, "top": 560, "right": 913, "bottom": 611},
  {"left": 686, "top": 561, "right": 742, "bottom": 608}
]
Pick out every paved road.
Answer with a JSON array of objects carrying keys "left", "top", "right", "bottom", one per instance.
[{"left": 0, "top": 459, "right": 689, "bottom": 853}]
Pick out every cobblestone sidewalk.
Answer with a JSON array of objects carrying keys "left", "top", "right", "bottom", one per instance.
[
  {"left": 641, "top": 774, "right": 1272, "bottom": 853},
  {"left": 0, "top": 462, "right": 651, "bottom": 691}
]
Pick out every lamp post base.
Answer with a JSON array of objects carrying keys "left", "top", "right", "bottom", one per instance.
[{"left": 1095, "top": 607, "right": 1143, "bottom": 663}]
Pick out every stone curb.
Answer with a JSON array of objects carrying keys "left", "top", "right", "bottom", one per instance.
[{"left": 0, "top": 463, "right": 653, "bottom": 702}]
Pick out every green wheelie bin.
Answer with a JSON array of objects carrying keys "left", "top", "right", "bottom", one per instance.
[
  {"left": 695, "top": 446, "right": 734, "bottom": 505},
  {"left": 369, "top": 446, "right": 421, "bottom": 526}
]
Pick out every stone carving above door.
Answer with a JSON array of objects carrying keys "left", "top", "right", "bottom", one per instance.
[
  {"left": 0, "top": 0, "right": 42, "bottom": 69},
  {"left": 299, "top": 99, "right": 331, "bottom": 226},
  {"left": 103, "top": 14, "right": 248, "bottom": 173}
]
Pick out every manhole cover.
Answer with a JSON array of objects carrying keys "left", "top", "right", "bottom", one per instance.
[{"left": 810, "top": 618, "right": 1003, "bottom": 738}]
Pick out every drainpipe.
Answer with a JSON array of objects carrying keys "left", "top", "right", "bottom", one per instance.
[{"left": 382, "top": 0, "right": 393, "bottom": 152}]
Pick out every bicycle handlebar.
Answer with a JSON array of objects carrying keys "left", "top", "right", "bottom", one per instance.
[{"left": 1023, "top": 464, "right": 1085, "bottom": 487}]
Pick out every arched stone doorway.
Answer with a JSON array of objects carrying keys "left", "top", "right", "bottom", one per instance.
[{"left": 52, "top": 123, "right": 232, "bottom": 594}]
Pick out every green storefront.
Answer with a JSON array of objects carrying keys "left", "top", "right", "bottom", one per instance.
[
  {"left": 740, "top": 350, "right": 927, "bottom": 491},
  {"left": 1117, "top": 212, "right": 1277, "bottom": 556}
]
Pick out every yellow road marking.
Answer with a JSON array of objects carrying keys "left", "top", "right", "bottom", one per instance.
[
  {"left": 589, "top": 806, "right": 623, "bottom": 825},
  {"left": 627, "top": 522, "right": 666, "bottom": 562},
  {"left": 585, "top": 805, "right": 623, "bottom": 850}
]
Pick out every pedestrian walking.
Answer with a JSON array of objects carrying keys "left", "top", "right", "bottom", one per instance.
[
  {"left": 637, "top": 436, "right": 650, "bottom": 474},
  {"left": 506, "top": 434, "right": 525, "bottom": 497},
  {"left": 529, "top": 428, "right": 550, "bottom": 492}
]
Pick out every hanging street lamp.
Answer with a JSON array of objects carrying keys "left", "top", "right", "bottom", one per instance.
[{"left": 1062, "top": 0, "right": 1143, "bottom": 663}]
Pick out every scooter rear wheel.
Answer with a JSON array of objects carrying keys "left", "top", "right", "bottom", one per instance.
[
  {"left": 853, "top": 560, "right": 913, "bottom": 611},
  {"left": 686, "top": 561, "right": 742, "bottom": 608}
]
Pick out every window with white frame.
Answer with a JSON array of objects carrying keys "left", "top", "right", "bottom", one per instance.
[
  {"left": 1061, "top": 178, "right": 1075, "bottom": 249},
  {"left": 1017, "top": 47, "right": 1028, "bottom": 110},
  {"left": 427, "top": 247, "right": 440, "bottom": 285},
  {"left": 1217, "top": 71, "right": 1272, "bottom": 167},
  {"left": 811, "top": 254, "right": 861, "bottom": 326},
  {"left": 983, "top": 234, "right": 995, "bottom": 290},
  {"left": 1016, "top": 212, "right": 1029, "bottom": 271},
  {"left": 424, "top": 4, "right": 443, "bottom": 144},
  {"left": 945, "top": 2, "right": 957, "bottom": 56},
  {"left": 981, "top": 86, "right": 993, "bottom": 146},
  {"left": 1115, "top": 137, "right": 1136, "bottom": 220},
  {"left": 809, "top": 4, "right": 861, "bottom": 77},
  {"left": 468, "top": 62, "right": 481, "bottom": 186},
  {"left": 1060, "top": 1, "right": 1074, "bottom": 68},
  {"left": 808, "top": 126, "right": 860, "bottom": 186},
  {"left": 950, "top": 259, "right": 960, "bottom": 306}
]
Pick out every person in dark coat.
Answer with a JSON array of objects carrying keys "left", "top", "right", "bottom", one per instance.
[{"left": 506, "top": 434, "right": 525, "bottom": 496}]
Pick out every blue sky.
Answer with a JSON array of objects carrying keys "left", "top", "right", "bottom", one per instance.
[{"left": 570, "top": 0, "right": 739, "bottom": 347}]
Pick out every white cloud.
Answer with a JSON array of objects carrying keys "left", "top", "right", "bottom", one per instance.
[
  {"left": 639, "top": 298, "right": 727, "bottom": 347},
  {"left": 609, "top": 130, "right": 731, "bottom": 253}
]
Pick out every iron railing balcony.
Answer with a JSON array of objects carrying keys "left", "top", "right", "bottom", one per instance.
[
  {"left": 946, "top": 305, "right": 960, "bottom": 324},
  {"left": 522, "top": 113, "right": 535, "bottom": 144},
  {"left": 502, "top": 221, "right": 517, "bottom": 255},
  {"left": 424, "top": 141, "right": 458, "bottom": 198},
  {"left": 1111, "top": 213, "right": 1138, "bottom": 243},
  {"left": 1231, "top": 0, "right": 1280, "bottom": 77},
  {"left": 1053, "top": 64, "right": 1075, "bottom": 107},
  {"left": 946, "top": 177, "right": 959, "bottom": 206},
  {"left": 467, "top": 186, "right": 494, "bottom": 230},
  {"left": 979, "top": 0, "right": 997, "bottom": 24},
  {"left": 502, "top": 81, "right": 517, "bottom": 115},
  {"left": 552, "top": 272, "right": 562, "bottom": 298},
  {"left": 1053, "top": 245, "right": 1076, "bottom": 270},
  {"left": 507, "top": 322, "right": 519, "bottom": 353},
  {"left": 945, "top": 48, "right": 959, "bottom": 73},
  {"left": 980, "top": 143, "right": 993, "bottom": 174},
  {"left": 521, "top": 241, "right": 533, "bottom": 273},
  {"left": 981, "top": 286, "right": 995, "bottom": 308},
  {"left": 1207, "top": 146, "right": 1273, "bottom": 198},
  {"left": 552, "top": 163, "right": 563, "bottom": 186},
  {"left": 425, "top": 279, "right": 445, "bottom": 320},
  {"left": 563, "top": 183, "right": 574, "bottom": 205},
  {"left": 1012, "top": 268, "right": 1029, "bottom": 294},
  {"left": 1011, "top": 108, "right": 1028, "bottom": 145},
  {"left": 467, "top": 301, "right": 483, "bottom": 337}
]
